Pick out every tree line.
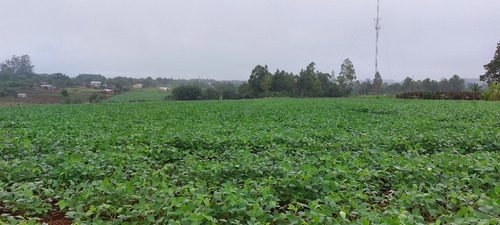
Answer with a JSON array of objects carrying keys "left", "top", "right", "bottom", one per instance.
[
  {"left": 3, "top": 41, "right": 500, "bottom": 101},
  {"left": 235, "top": 60, "right": 484, "bottom": 99},
  {"left": 0, "top": 55, "right": 242, "bottom": 97},
  {"left": 238, "top": 59, "right": 357, "bottom": 99}
]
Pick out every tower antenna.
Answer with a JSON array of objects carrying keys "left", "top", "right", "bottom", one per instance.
[{"left": 375, "top": 0, "right": 381, "bottom": 74}]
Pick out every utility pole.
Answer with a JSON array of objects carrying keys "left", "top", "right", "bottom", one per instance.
[{"left": 375, "top": 0, "right": 381, "bottom": 75}]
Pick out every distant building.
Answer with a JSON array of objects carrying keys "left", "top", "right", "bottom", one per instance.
[
  {"left": 40, "top": 84, "right": 56, "bottom": 91},
  {"left": 17, "top": 93, "right": 27, "bottom": 98},
  {"left": 159, "top": 87, "right": 170, "bottom": 91},
  {"left": 133, "top": 84, "right": 143, "bottom": 89},
  {"left": 90, "top": 81, "right": 102, "bottom": 88},
  {"left": 99, "top": 89, "right": 113, "bottom": 93}
]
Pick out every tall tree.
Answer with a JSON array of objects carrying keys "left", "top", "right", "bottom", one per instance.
[
  {"left": 311, "top": 79, "right": 323, "bottom": 97},
  {"left": 297, "top": 62, "right": 317, "bottom": 97},
  {"left": 439, "top": 78, "right": 451, "bottom": 92},
  {"left": 271, "top": 69, "right": 289, "bottom": 93},
  {"left": 316, "top": 72, "right": 332, "bottom": 95},
  {"left": 480, "top": 41, "right": 500, "bottom": 83},
  {"left": 421, "top": 78, "right": 432, "bottom": 92},
  {"left": 373, "top": 71, "right": 382, "bottom": 94},
  {"left": 0, "top": 55, "right": 34, "bottom": 74},
  {"left": 401, "top": 77, "right": 413, "bottom": 92},
  {"left": 248, "top": 65, "right": 270, "bottom": 97},
  {"left": 238, "top": 82, "right": 252, "bottom": 99},
  {"left": 448, "top": 74, "right": 465, "bottom": 91},
  {"left": 357, "top": 80, "right": 373, "bottom": 95},
  {"left": 337, "top": 59, "right": 356, "bottom": 96},
  {"left": 260, "top": 74, "right": 272, "bottom": 97}
]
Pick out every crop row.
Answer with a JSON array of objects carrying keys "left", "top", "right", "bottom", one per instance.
[{"left": 1, "top": 98, "right": 499, "bottom": 224}]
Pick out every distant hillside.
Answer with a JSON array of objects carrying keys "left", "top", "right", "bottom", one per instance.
[{"left": 463, "top": 78, "right": 487, "bottom": 84}]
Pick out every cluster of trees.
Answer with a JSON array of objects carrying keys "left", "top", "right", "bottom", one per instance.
[
  {"left": 240, "top": 59, "right": 357, "bottom": 98},
  {"left": 171, "top": 82, "right": 238, "bottom": 100},
  {"left": 0, "top": 55, "right": 242, "bottom": 97},
  {"left": 353, "top": 74, "right": 473, "bottom": 95}
]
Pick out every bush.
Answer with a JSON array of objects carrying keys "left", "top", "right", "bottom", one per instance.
[
  {"left": 396, "top": 92, "right": 481, "bottom": 100},
  {"left": 482, "top": 83, "right": 500, "bottom": 101},
  {"left": 202, "top": 88, "right": 221, "bottom": 100},
  {"left": 172, "top": 85, "right": 202, "bottom": 101},
  {"left": 0, "top": 88, "right": 17, "bottom": 97},
  {"left": 422, "top": 92, "right": 433, "bottom": 99}
]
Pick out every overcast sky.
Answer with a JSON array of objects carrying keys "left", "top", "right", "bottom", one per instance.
[{"left": 1, "top": 0, "right": 499, "bottom": 81}]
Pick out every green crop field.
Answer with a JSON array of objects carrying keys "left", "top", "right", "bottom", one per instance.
[
  {"left": 1, "top": 98, "right": 499, "bottom": 224},
  {"left": 102, "top": 91, "right": 169, "bottom": 103}
]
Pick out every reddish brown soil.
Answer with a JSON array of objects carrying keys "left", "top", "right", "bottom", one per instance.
[{"left": 43, "top": 208, "right": 73, "bottom": 225}]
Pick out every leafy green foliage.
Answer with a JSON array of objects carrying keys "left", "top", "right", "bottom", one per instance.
[
  {"left": 480, "top": 41, "right": 500, "bottom": 84},
  {"left": 0, "top": 98, "right": 499, "bottom": 224},
  {"left": 172, "top": 85, "right": 202, "bottom": 100},
  {"left": 482, "top": 82, "right": 500, "bottom": 101},
  {"left": 102, "top": 91, "right": 169, "bottom": 103},
  {"left": 0, "top": 55, "right": 34, "bottom": 74}
]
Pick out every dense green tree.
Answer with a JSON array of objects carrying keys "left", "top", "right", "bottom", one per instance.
[
  {"left": 297, "top": 62, "right": 317, "bottom": 97},
  {"left": 202, "top": 88, "right": 221, "bottom": 100},
  {"left": 316, "top": 72, "right": 332, "bottom": 95},
  {"left": 439, "top": 78, "right": 451, "bottom": 92},
  {"left": 0, "top": 55, "right": 34, "bottom": 74},
  {"left": 213, "top": 82, "right": 237, "bottom": 99},
  {"left": 357, "top": 80, "right": 373, "bottom": 95},
  {"left": 75, "top": 74, "right": 107, "bottom": 86},
  {"left": 373, "top": 71, "right": 382, "bottom": 94},
  {"left": 172, "top": 85, "right": 202, "bottom": 100},
  {"left": 50, "top": 73, "right": 74, "bottom": 88},
  {"left": 311, "top": 79, "right": 323, "bottom": 97},
  {"left": 139, "top": 76, "right": 158, "bottom": 88},
  {"left": 421, "top": 78, "right": 432, "bottom": 92},
  {"left": 385, "top": 83, "right": 402, "bottom": 94},
  {"left": 429, "top": 80, "right": 440, "bottom": 92},
  {"left": 448, "top": 74, "right": 465, "bottom": 91},
  {"left": 325, "top": 82, "right": 342, "bottom": 97},
  {"left": 248, "top": 65, "right": 271, "bottom": 97},
  {"left": 237, "top": 82, "right": 252, "bottom": 99},
  {"left": 260, "top": 74, "right": 272, "bottom": 97},
  {"left": 480, "top": 41, "right": 500, "bottom": 83},
  {"left": 401, "top": 77, "right": 414, "bottom": 92},
  {"left": 107, "top": 76, "right": 135, "bottom": 91},
  {"left": 337, "top": 59, "right": 356, "bottom": 96},
  {"left": 155, "top": 77, "right": 174, "bottom": 86},
  {"left": 271, "top": 69, "right": 289, "bottom": 93}
]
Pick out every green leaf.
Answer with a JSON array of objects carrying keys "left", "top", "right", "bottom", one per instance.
[
  {"left": 57, "top": 200, "right": 68, "bottom": 210},
  {"left": 147, "top": 215, "right": 155, "bottom": 222},
  {"left": 456, "top": 207, "right": 469, "bottom": 218},
  {"left": 340, "top": 211, "right": 347, "bottom": 220}
]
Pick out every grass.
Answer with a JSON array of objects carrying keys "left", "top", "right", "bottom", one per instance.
[{"left": 101, "top": 91, "right": 169, "bottom": 103}]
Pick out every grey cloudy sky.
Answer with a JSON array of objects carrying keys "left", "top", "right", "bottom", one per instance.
[{"left": 1, "top": 0, "right": 499, "bottom": 81}]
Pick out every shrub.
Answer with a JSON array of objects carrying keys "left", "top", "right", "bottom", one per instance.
[
  {"left": 172, "top": 85, "right": 202, "bottom": 101},
  {"left": 482, "top": 83, "right": 500, "bottom": 101},
  {"left": 396, "top": 92, "right": 481, "bottom": 100},
  {"left": 423, "top": 92, "right": 433, "bottom": 99}
]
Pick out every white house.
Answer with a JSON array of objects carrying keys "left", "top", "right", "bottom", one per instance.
[
  {"left": 133, "top": 84, "right": 143, "bottom": 89},
  {"left": 40, "top": 84, "right": 56, "bottom": 91},
  {"left": 17, "top": 93, "right": 27, "bottom": 98},
  {"left": 90, "top": 81, "right": 102, "bottom": 88},
  {"left": 159, "top": 87, "right": 170, "bottom": 91}
]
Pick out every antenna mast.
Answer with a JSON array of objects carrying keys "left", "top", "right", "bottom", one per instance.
[{"left": 375, "top": 0, "right": 381, "bottom": 74}]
